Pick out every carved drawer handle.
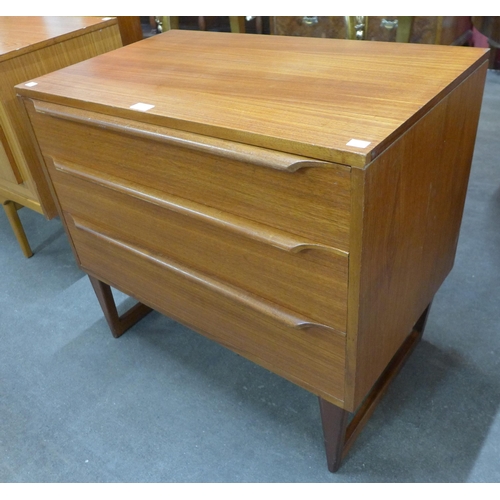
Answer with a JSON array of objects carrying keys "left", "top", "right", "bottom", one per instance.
[
  {"left": 33, "top": 100, "right": 335, "bottom": 173},
  {"left": 71, "top": 214, "right": 346, "bottom": 337}
]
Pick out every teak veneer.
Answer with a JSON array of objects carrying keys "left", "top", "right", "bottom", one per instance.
[
  {"left": 17, "top": 30, "right": 489, "bottom": 472},
  {"left": 0, "top": 16, "right": 122, "bottom": 257}
]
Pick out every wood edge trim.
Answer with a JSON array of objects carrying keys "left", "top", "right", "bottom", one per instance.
[
  {"left": 70, "top": 213, "right": 346, "bottom": 337},
  {"left": 366, "top": 55, "right": 490, "bottom": 165},
  {"left": 33, "top": 101, "right": 334, "bottom": 172},
  {"left": 52, "top": 157, "right": 348, "bottom": 258},
  {"left": 19, "top": 91, "right": 367, "bottom": 166},
  {"left": 343, "top": 167, "right": 365, "bottom": 410}
]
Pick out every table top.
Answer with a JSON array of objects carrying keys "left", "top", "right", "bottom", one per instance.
[
  {"left": 0, "top": 17, "right": 117, "bottom": 63},
  {"left": 16, "top": 30, "right": 489, "bottom": 167}
]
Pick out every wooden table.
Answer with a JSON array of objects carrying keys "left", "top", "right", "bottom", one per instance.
[
  {"left": 16, "top": 31, "right": 489, "bottom": 472},
  {"left": 0, "top": 16, "right": 122, "bottom": 257}
]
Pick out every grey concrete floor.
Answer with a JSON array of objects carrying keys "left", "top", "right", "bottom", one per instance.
[{"left": 0, "top": 70, "right": 499, "bottom": 483}]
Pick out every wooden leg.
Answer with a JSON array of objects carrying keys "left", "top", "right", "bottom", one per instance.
[
  {"left": 319, "top": 302, "right": 432, "bottom": 472},
  {"left": 318, "top": 398, "right": 349, "bottom": 472},
  {"left": 413, "top": 302, "right": 432, "bottom": 336},
  {"left": 88, "top": 275, "right": 153, "bottom": 338},
  {"left": 2, "top": 200, "right": 33, "bottom": 258}
]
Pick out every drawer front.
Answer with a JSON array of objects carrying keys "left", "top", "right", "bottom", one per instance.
[
  {"left": 30, "top": 101, "right": 352, "bottom": 251},
  {"left": 65, "top": 214, "right": 346, "bottom": 403},
  {"left": 50, "top": 157, "right": 349, "bottom": 332}
]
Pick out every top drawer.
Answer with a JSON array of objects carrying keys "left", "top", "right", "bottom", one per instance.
[{"left": 27, "top": 100, "right": 351, "bottom": 251}]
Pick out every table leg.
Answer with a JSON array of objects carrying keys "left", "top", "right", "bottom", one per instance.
[
  {"left": 88, "top": 275, "right": 153, "bottom": 338},
  {"left": 319, "top": 302, "right": 432, "bottom": 472},
  {"left": 2, "top": 199, "right": 33, "bottom": 258}
]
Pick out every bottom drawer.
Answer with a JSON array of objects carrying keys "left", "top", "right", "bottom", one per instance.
[{"left": 65, "top": 214, "right": 346, "bottom": 404}]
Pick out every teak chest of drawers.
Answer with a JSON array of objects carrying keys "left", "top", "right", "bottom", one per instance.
[
  {"left": 17, "top": 31, "right": 489, "bottom": 472},
  {"left": 0, "top": 16, "right": 122, "bottom": 257}
]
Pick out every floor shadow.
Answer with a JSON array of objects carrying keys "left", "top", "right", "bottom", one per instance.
[
  {"left": 342, "top": 338, "right": 500, "bottom": 481},
  {"left": 32, "top": 225, "right": 66, "bottom": 254},
  {"left": 71, "top": 309, "right": 500, "bottom": 481}
]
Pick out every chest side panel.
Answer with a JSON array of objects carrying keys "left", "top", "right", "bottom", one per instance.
[{"left": 345, "top": 62, "right": 488, "bottom": 411}]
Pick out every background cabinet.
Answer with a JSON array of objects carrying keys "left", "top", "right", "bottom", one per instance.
[
  {"left": 270, "top": 16, "right": 473, "bottom": 46},
  {"left": 0, "top": 17, "right": 122, "bottom": 257}
]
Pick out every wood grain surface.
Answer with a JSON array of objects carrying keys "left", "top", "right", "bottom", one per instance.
[
  {"left": 48, "top": 156, "right": 349, "bottom": 332},
  {"left": 345, "top": 61, "right": 488, "bottom": 410},
  {"left": 65, "top": 213, "right": 347, "bottom": 403},
  {"left": 16, "top": 30, "right": 489, "bottom": 167},
  {"left": 0, "top": 17, "right": 118, "bottom": 61},
  {"left": 27, "top": 101, "right": 352, "bottom": 250}
]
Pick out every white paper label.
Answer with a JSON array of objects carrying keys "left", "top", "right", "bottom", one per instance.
[
  {"left": 346, "top": 139, "right": 371, "bottom": 148},
  {"left": 25, "top": 82, "right": 38, "bottom": 87},
  {"left": 130, "top": 102, "right": 155, "bottom": 112}
]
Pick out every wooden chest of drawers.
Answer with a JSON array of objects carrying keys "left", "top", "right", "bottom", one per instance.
[
  {"left": 0, "top": 16, "right": 122, "bottom": 257},
  {"left": 17, "top": 31, "right": 489, "bottom": 471}
]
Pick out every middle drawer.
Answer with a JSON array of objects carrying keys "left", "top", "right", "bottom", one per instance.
[{"left": 51, "top": 158, "right": 349, "bottom": 332}]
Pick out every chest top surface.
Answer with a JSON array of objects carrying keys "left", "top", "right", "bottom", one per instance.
[
  {"left": 16, "top": 30, "right": 489, "bottom": 167},
  {"left": 0, "top": 17, "right": 117, "bottom": 62}
]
